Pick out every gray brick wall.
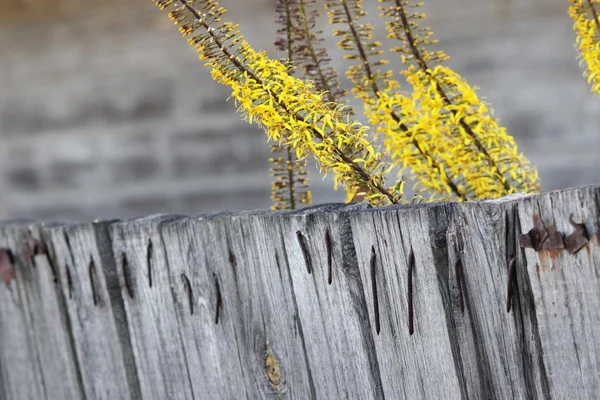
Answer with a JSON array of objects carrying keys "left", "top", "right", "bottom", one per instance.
[{"left": 0, "top": 0, "right": 598, "bottom": 221}]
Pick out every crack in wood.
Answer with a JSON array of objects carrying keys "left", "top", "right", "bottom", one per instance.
[
  {"left": 147, "top": 239, "right": 153, "bottom": 288},
  {"left": 181, "top": 273, "right": 194, "bottom": 315},
  {"left": 370, "top": 245, "right": 380, "bottom": 335},
  {"left": 296, "top": 230, "right": 312, "bottom": 275},
  {"left": 42, "top": 242, "right": 58, "bottom": 284},
  {"left": 66, "top": 263, "right": 73, "bottom": 299},
  {"left": 121, "top": 252, "right": 134, "bottom": 299},
  {"left": 455, "top": 258, "right": 465, "bottom": 313},
  {"left": 325, "top": 229, "right": 333, "bottom": 285},
  {"left": 228, "top": 248, "right": 237, "bottom": 268},
  {"left": 274, "top": 250, "right": 281, "bottom": 270},
  {"left": 214, "top": 273, "right": 222, "bottom": 325},
  {"left": 89, "top": 256, "right": 99, "bottom": 306},
  {"left": 506, "top": 255, "right": 517, "bottom": 313},
  {"left": 408, "top": 247, "right": 415, "bottom": 336}
]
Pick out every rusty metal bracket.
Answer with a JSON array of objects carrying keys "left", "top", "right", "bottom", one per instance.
[
  {"left": 520, "top": 216, "right": 564, "bottom": 251},
  {"left": 564, "top": 214, "right": 589, "bottom": 255}
]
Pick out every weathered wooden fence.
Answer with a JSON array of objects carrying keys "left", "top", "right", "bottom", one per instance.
[{"left": 0, "top": 185, "right": 599, "bottom": 399}]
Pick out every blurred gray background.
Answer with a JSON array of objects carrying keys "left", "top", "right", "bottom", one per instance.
[{"left": 0, "top": 0, "right": 598, "bottom": 221}]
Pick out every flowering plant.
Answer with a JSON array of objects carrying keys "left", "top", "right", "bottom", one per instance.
[{"left": 153, "top": 0, "right": 600, "bottom": 209}]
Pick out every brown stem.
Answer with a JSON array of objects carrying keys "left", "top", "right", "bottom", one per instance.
[
  {"left": 339, "top": 0, "right": 464, "bottom": 200},
  {"left": 282, "top": 0, "right": 298, "bottom": 209},
  {"left": 178, "top": 0, "right": 396, "bottom": 204},
  {"left": 587, "top": 0, "right": 600, "bottom": 34},
  {"left": 299, "top": 0, "right": 338, "bottom": 104},
  {"left": 286, "top": 149, "right": 297, "bottom": 209},
  {"left": 394, "top": 0, "right": 511, "bottom": 194},
  {"left": 340, "top": 0, "right": 382, "bottom": 96}
]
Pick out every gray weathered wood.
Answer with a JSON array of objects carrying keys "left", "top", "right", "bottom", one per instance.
[
  {"left": 517, "top": 186, "right": 600, "bottom": 399},
  {"left": 193, "top": 211, "right": 314, "bottom": 398},
  {"left": 282, "top": 204, "right": 384, "bottom": 398},
  {"left": 450, "top": 195, "right": 549, "bottom": 399},
  {"left": 158, "top": 215, "right": 250, "bottom": 399},
  {"left": 347, "top": 203, "right": 463, "bottom": 399},
  {"left": 0, "top": 185, "right": 599, "bottom": 399},
  {"left": 0, "top": 222, "right": 47, "bottom": 400},
  {"left": 44, "top": 221, "right": 141, "bottom": 400},
  {"left": 110, "top": 215, "right": 194, "bottom": 400}
]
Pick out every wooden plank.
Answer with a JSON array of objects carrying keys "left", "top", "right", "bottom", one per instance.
[
  {"left": 190, "top": 211, "right": 314, "bottom": 398},
  {"left": 347, "top": 203, "right": 463, "bottom": 399},
  {"left": 453, "top": 195, "right": 549, "bottom": 398},
  {"left": 517, "top": 185, "right": 600, "bottom": 398},
  {"left": 0, "top": 222, "right": 46, "bottom": 400},
  {"left": 158, "top": 215, "right": 249, "bottom": 399},
  {"left": 110, "top": 215, "right": 194, "bottom": 400},
  {"left": 44, "top": 221, "right": 141, "bottom": 400},
  {"left": 280, "top": 204, "right": 384, "bottom": 398}
]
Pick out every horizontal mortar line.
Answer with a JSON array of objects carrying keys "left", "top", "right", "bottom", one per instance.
[
  {"left": 424, "top": 3, "right": 566, "bottom": 26},
  {"left": 3, "top": 172, "right": 335, "bottom": 210},
  {"left": 0, "top": 115, "right": 263, "bottom": 147}
]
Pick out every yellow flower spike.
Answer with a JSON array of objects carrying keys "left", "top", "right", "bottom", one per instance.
[
  {"left": 378, "top": 0, "right": 540, "bottom": 199},
  {"left": 569, "top": 0, "right": 600, "bottom": 95},
  {"left": 328, "top": 0, "right": 470, "bottom": 201}
]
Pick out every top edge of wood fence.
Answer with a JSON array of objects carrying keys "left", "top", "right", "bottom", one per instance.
[
  {"left": 4, "top": 185, "right": 594, "bottom": 227},
  {"left": 1, "top": 183, "right": 599, "bottom": 400}
]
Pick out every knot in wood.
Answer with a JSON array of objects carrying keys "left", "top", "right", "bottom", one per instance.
[
  {"left": 434, "top": 231, "right": 447, "bottom": 248},
  {"left": 265, "top": 353, "right": 281, "bottom": 387}
]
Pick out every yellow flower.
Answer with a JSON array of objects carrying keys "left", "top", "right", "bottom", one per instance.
[
  {"left": 153, "top": 0, "right": 399, "bottom": 205},
  {"left": 569, "top": 0, "right": 600, "bottom": 95}
]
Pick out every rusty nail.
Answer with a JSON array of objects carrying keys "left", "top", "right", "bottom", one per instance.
[{"left": 564, "top": 214, "right": 589, "bottom": 255}]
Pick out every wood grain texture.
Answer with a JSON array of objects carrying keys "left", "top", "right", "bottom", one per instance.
[
  {"left": 159, "top": 215, "right": 249, "bottom": 399},
  {"left": 517, "top": 185, "right": 600, "bottom": 399},
  {"left": 0, "top": 185, "right": 599, "bottom": 399},
  {"left": 44, "top": 221, "right": 141, "bottom": 400},
  {"left": 0, "top": 222, "right": 47, "bottom": 400},
  {"left": 347, "top": 203, "right": 463, "bottom": 399},
  {"left": 110, "top": 215, "right": 193, "bottom": 400},
  {"left": 281, "top": 203, "right": 383, "bottom": 399},
  {"left": 195, "top": 211, "right": 314, "bottom": 398}
]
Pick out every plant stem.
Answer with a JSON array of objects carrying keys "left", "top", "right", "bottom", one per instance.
[
  {"left": 394, "top": 0, "right": 511, "bottom": 194},
  {"left": 178, "top": 0, "right": 396, "bottom": 204},
  {"left": 339, "top": 0, "right": 465, "bottom": 200}
]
